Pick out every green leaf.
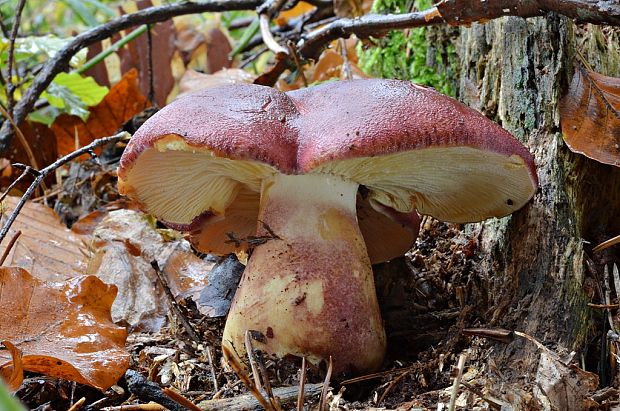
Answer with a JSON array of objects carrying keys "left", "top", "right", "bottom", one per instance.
[
  {"left": 0, "top": 35, "right": 88, "bottom": 68},
  {"left": 0, "top": 380, "right": 26, "bottom": 411},
  {"left": 41, "top": 73, "right": 108, "bottom": 121}
]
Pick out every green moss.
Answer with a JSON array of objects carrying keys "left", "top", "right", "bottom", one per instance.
[{"left": 358, "top": 0, "right": 457, "bottom": 96}]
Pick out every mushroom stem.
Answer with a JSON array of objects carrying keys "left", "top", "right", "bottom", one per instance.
[{"left": 223, "top": 173, "right": 386, "bottom": 375}]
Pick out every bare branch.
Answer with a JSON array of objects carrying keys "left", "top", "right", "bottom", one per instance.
[
  {"left": 6, "top": 0, "right": 27, "bottom": 114},
  {"left": 0, "top": 0, "right": 262, "bottom": 154},
  {"left": 0, "top": 132, "right": 129, "bottom": 246}
]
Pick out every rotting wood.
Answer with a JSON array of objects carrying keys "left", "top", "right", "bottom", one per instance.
[{"left": 197, "top": 383, "right": 323, "bottom": 411}]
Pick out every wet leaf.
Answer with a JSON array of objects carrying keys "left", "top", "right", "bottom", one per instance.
[
  {"left": 86, "top": 209, "right": 212, "bottom": 331},
  {"left": 560, "top": 66, "right": 620, "bottom": 167},
  {"left": 0, "top": 196, "right": 87, "bottom": 282},
  {"left": 50, "top": 68, "right": 149, "bottom": 157},
  {"left": 0, "top": 341, "right": 24, "bottom": 391},
  {"left": 0, "top": 267, "right": 129, "bottom": 390}
]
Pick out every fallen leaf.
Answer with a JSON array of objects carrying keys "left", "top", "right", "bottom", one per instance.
[
  {"left": 274, "top": 2, "right": 316, "bottom": 26},
  {"left": 311, "top": 48, "right": 368, "bottom": 83},
  {"left": 86, "top": 209, "right": 213, "bottom": 331},
  {"left": 0, "top": 267, "right": 129, "bottom": 390},
  {"left": 179, "top": 255, "right": 245, "bottom": 317},
  {"left": 0, "top": 196, "right": 87, "bottom": 282},
  {"left": 0, "top": 341, "right": 24, "bottom": 391},
  {"left": 533, "top": 351, "right": 599, "bottom": 410},
  {"left": 560, "top": 66, "right": 620, "bottom": 167},
  {"left": 178, "top": 68, "right": 256, "bottom": 98},
  {"left": 0, "top": 121, "right": 57, "bottom": 193},
  {"left": 50, "top": 68, "right": 149, "bottom": 157}
]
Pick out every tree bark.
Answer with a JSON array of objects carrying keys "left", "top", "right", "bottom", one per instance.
[{"left": 456, "top": 15, "right": 620, "bottom": 387}]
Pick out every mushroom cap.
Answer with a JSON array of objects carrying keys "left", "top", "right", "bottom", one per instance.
[{"left": 118, "top": 79, "right": 537, "bottom": 262}]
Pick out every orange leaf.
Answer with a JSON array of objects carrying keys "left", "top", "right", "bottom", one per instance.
[
  {"left": 0, "top": 196, "right": 87, "bottom": 281},
  {"left": 0, "top": 267, "right": 129, "bottom": 390},
  {"left": 0, "top": 340, "right": 24, "bottom": 391},
  {"left": 178, "top": 69, "right": 256, "bottom": 98},
  {"left": 560, "top": 66, "right": 620, "bottom": 167},
  {"left": 50, "top": 69, "right": 149, "bottom": 157}
]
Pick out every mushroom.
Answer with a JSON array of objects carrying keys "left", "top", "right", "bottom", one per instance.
[{"left": 118, "top": 79, "right": 537, "bottom": 376}]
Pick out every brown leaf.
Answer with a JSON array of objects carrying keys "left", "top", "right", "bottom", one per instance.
[
  {"left": 560, "top": 66, "right": 620, "bottom": 167},
  {"left": 0, "top": 340, "right": 24, "bottom": 391},
  {"left": 85, "top": 0, "right": 232, "bottom": 107},
  {"left": 0, "top": 267, "right": 129, "bottom": 390},
  {"left": 275, "top": 1, "right": 316, "bottom": 26},
  {"left": 51, "top": 69, "right": 149, "bottom": 157},
  {"left": 86, "top": 209, "right": 212, "bottom": 331},
  {"left": 534, "top": 351, "right": 599, "bottom": 410},
  {"left": 0, "top": 196, "right": 87, "bottom": 281},
  {"left": 0, "top": 122, "right": 58, "bottom": 193}
]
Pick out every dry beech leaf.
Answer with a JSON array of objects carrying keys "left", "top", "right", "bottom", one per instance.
[
  {"left": 534, "top": 352, "right": 599, "bottom": 410},
  {"left": 51, "top": 68, "right": 149, "bottom": 157},
  {"left": 0, "top": 196, "right": 87, "bottom": 281},
  {"left": 311, "top": 49, "right": 368, "bottom": 83},
  {"left": 177, "top": 68, "right": 256, "bottom": 98},
  {"left": 0, "top": 267, "right": 129, "bottom": 390},
  {"left": 560, "top": 66, "right": 620, "bottom": 167},
  {"left": 0, "top": 340, "right": 24, "bottom": 391},
  {"left": 86, "top": 209, "right": 213, "bottom": 332}
]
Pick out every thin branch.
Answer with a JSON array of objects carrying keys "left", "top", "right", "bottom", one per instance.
[
  {"left": 260, "top": 14, "right": 288, "bottom": 55},
  {"left": 0, "top": 0, "right": 263, "bottom": 154},
  {"left": 296, "top": 357, "right": 307, "bottom": 411},
  {"left": 150, "top": 260, "right": 202, "bottom": 343},
  {"left": 0, "top": 230, "right": 21, "bottom": 266},
  {"left": 0, "top": 132, "right": 129, "bottom": 247},
  {"left": 298, "top": 8, "right": 442, "bottom": 60},
  {"left": 6, "top": 0, "right": 27, "bottom": 115}
]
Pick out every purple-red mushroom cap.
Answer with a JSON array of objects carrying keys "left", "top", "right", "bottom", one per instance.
[{"left": 118, "top": 79, "right": 537, "bottom": 262}]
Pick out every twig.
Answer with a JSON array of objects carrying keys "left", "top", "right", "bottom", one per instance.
[
  {"left": 0, "top": 230, "right": 21, "bottom": 265},
  {"left": 102, "top": 405, "right": 164, "bottom": 411},
  {"left": 297, "top": 357, "right": 307, "bottom": 411},
  {"left": 319, "top": 356, "right": 332, "bottom": 411},
  {"left": 67, "top": 397, "right": 86, "bottom": 411},
  {"left": 6, "top": 0, "right": 27, "bottom": 114},
  {"left": 162, "top": 388, "right": 202, "bottom": 411},
  {"left": 206, "top": 345, "right": 219, "bottom": 392},
  {"left": 254, "top": 350, "right": 282, "bottom": 411},
  {"left": 588, "top": 303, "right": 620, "bottom": 309},
  {"left": 287, "top": 41, "right": 308, "bottom": 87},
  {"left": 377, "top": 369, "right": 411, "bottom": 406},
  {"left": 594, "top": 234, "right": 620, "bottom": 252},
  {"left": 150, "top": 260, "right": 201, "bottom": 343},
  {"left": 0, "top": 0, "right": 263, "bottom": 153},
  {"left": 125, "top": 370, "right": 187, "bottom": 411},
  {"left": 0, "top": 104, "right": 41, "bottom": 173},
  {"left": 0, "top": 132, "right": 129, "bottom": 247},
  {"left": 460, "top": 381, "right": 502, "bottom": 410},
  {"left": 338, "top": 38, "right": 352, "bottom": 80},
  {"left": 0, "top": 167, "right": 31, "bottom": 204},
  {"left": 448, "top": 354, "right": 467, "bottom": 411},
  {"left": 245, "top": 330, "right": 263, "bottom": 392},
  {"left": 298, "top": 8, "right": 442, "bottom": 59},
  {"left": 146, "top": 25, "right": 155, "bottom": 106},
  {"left": 222, "top": 346, "right": 276, "bottom": 411},
  {"left": 197, "top": 383, "right": 323, "bottom": 410},
  {"left": 259, "top": 14, "right": 288, "bottom": 55}
]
